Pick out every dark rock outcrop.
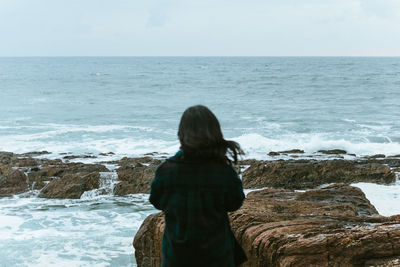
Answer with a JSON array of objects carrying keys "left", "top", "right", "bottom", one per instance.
[
  {"left": 242, "top": 159, "right": 395, "bottom": 189},
  {"left": 0, "top": 170, "right": 28, "bottom": 197},
  {"left": 134, "top": 185, "right": 400, "bottom": 267},
  {"left": 28, "top": 163, "right": 108, "bottom": 190},
  {"left": 134, "top": 213, "right": 165, "bottom": 267},
  {"left": 268, "top": 150, "right": 305, "bottom": 156},
  {"left": 318, "top": 149, "right": 347, "bottom": 154},
  {"left": 279, "top": 149, "right": 305, "bottom": 154},
  {"left": 113, "top": 159, "right": 161, "bottom": 195},
  {"left": 38, "top": 172, "right": 100, "bottom": 199},
  {"left": 63, "top": 155, "right": 97, "bottom": 160},
  {"left": 366, "top": 154, "right": 386, "bottom": 159}
]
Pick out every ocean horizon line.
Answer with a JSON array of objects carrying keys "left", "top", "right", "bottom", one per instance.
[{"left": 1, "top": 55, "right": 400, "bottom": 58}]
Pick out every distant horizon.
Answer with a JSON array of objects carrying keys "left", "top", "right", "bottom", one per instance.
[{"left": 1, "top": 55, "right": 400, "bottom": 58}]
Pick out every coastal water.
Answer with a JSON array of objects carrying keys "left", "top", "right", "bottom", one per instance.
[
  {"left": 1, "top": 57, "right": 400, "bottom": 266},
  {"left": 1, "top": 57, "right": 400, "bottom": 158},
  {"left": 0, "top": 194, "right": 154, "bottom": 267}
]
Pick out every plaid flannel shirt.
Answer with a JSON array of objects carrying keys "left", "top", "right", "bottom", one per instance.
[{"left": 149, "top": 151, "right": 245, "bottom": 266}]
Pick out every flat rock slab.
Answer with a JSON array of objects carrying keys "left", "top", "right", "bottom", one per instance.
[
  {"left": 0, "top": 170, "right": 28, "bottom": 197},
  {"left": 38, "top": 172, "right": 100, "bottom": 199},
  {"left": 113, "top": 159, "right": 161, "bottom": 195},
  {"left": 134, "top": 184, "right": 400, "bottom": 267},
  {"left": 242, "top": 159, "right": 396, "bottom": 189}
]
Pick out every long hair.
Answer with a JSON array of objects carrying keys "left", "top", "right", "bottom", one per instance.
[{"left": 178, "top": 105, "right": 243, "bottom": 165}]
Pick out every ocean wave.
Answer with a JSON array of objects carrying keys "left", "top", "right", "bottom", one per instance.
[
  {"left": 233, "top": 133, "right": 400, "bottom": 159},
  {"left": 0, "top": 196, "right": 155, "bottom": 266},
  {"left": 0, "top": 124, "right": 174, "bottom": 145},
  {"left": 0, "top": 123, "right": 156, "bottom": 133},
  {"left": 1, "top": 130, "right": 399, "bottom": 160},
  {"left": 0, "top": 135, "right": 180, "bottom": 159}
]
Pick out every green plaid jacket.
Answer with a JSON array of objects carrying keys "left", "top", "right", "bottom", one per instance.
[{"left": 149, "top": 151, "right": 246, "bottom": 267}]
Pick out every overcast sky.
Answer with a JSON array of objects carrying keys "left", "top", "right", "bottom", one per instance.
[{"left": 1, "top": 0, "right": 400, "bottom": 56}]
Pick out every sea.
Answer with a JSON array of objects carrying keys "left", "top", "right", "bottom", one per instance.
[{"left": 0, "top": 57, "right": 399, "bottom": 266}]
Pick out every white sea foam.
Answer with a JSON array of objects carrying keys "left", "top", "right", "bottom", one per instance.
[
  {"left": 0, "top": 135, "right": 180, "bottom": 159},
  {"left": 233, "top": 133, "right": 400, "bottom": 159},
  {"left": 342, "top": 118, "right": 356, "bottom": 123},
  {"left": 352, "top": 181, "right": 400, "bottom": 217},
  {"left": 80, "top": 172, "right": 119, "bottom": 199},
  {"left": 0, "top": 216, "right": 24, "bottom": 238},
  {"left": 1, "top": 129, "right": 399, "bottom": 162},
  {"left": 0, "top": 195, "right": 155, "bottom": 266}
]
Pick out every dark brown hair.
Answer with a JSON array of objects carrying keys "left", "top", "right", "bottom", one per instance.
[{"left": 178, "top": 105, "right": 243, "bottom": 165}]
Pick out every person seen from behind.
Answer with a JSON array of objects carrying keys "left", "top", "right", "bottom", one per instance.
[{"left": 149, "top": 105, "right": 247, "bottom": 267}]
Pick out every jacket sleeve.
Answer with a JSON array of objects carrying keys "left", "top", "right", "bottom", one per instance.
[
  {"left": 149, "top": 165, "right": 164, "bottom": 210},
  {"left": 224, "top": 167, "right": 245, "bottom": 212}
]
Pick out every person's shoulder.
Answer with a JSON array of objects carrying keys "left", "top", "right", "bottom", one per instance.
[
  {"left": 155, "top": 152, "right": 181, "bottom": 174},
  {"left": 216, "top": 163, "right": 240, "bottom": 180},
  {"left": 211, "top": 161, "right": 238, "bottom": 173}
]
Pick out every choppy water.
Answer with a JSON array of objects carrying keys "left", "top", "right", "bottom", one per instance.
[
  {"left": 0, "top": 194, "right": 154, "bottom": 267},
  {"left": 1, "top": 57, "right": 399, "bottom": 158},
  {"left": 1, "top": 57, "right": 400, "bottom": 266}
]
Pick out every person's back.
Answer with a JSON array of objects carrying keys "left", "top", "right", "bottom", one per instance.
[{"left": 149, "top": 105, "right": 247, "bottom": 267}]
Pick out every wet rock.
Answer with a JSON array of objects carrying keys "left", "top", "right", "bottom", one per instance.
[
  {"left": 362, "top": 158, "right": 400, "bottom": 168},
  {"left": 38, "top": 172, "right": 100, "bottom": 199},
  {"left": 279, "top": 149, "right": 305, "bottom": 154},
  {"left": 364, "top": 257, "right": 400, "bottom": 266},
  {"left": 318, "top": 149, "right": 347, "bottom": 154},
  {"left": 294, "top": 184, "right": 378, "bottom": 215},
  {"left": 0, "top": 170, "right": 28, "bottom": 197},
  {"left": 106, "top": 156, "right": 156, "bottom": 166},
  {"left": 238, "top": 159, "right": 259, "bottom": 166},
  {"left": 242, "top": 159, "right": 396, "bottom": 189},
  {"left": 0, "top": 152, "right": 14, "bottom": 166},
  {"left": 268, "top": 150, "right": 304, "bottom": 156},
  {"left": 14, "top": 157, "right": 39, "bottom": 167},
  {"left": 134, "top": 213, "right": 165, "bottom": 267},
  {"left": 20, "top": 151, "right": 51, "bottom": 157},
  {"left": 113, "top": 182, "right": 139, "bottom": 196},
  {"left": 0, "top": 151, "right": 14, "bottom": 159},
  {"left": 27, "top": 162, "right": 108, "bottom": 190},
  {"left": 366, "top": 154, "right": 386, "bottom": 159},
  {"left": 0, "top": 163, "right": 13, "bottom": 177},
  {"left": 63, "top": 155, "right": 97, "bottom": 160},
  {"left": 134, "top": 185, "right": 400, "bottom": 267},
  {"left": 114, "top": 160, "right": 161, "bottom": 195},
  {"left": 144, "top": 152, "right": 158, "bottom": 156}
]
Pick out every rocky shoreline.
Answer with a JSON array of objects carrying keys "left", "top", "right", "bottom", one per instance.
[
  {"left": 1, "top": 150, "right": 400, "bottom": 199},
  {"left": 1, "top": 150, "right": 400, "bottom": 266},
  {"left": 135, "top": 185, "right": 400, "bottom": 266}
]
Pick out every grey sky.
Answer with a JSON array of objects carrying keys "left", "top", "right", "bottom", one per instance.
[{"left": 1, "top": 0, "right": 400, "bottom": 56}]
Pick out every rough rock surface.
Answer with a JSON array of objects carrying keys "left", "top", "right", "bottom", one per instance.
[
  {"left": 1, "top": 151, "right": 399, "bottom": 200},
  {"left": 113, "top": 158, "right": 161, "bottom": 195},
  {"left": 242, "top": 159, "right": 396, "bottom": 189},
  {"left": 28, "top": 163, "right": 108, "bottom": 190},
  {"left": 38, "top": 172, "right": 100, "bottom": 199},
  {"left": 133, "top": 185, "right": 400, "bottom": 267},
  {"left": 134, "top": 213, "right": 165, "bottom": 267},
  {"left": 318, "top": 149, "right": 347, "bottom": 154},
  {"left": 0, "top": 170, "right": 29, "bottom": 197}
]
